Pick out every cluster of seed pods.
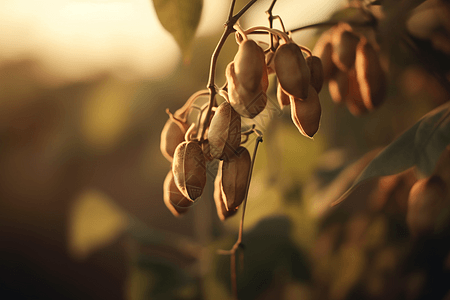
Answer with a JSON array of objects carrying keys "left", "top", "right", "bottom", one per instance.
[
  {"left": 313, "top": 22, "right": 387, "bottom": 115},
  {"left": 160, "top": 23, "right": 328, "bottom": 219}
]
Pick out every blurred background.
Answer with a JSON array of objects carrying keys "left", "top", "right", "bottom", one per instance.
[{"left": 1, "top": 0, "right": 449, "bottom": 299}]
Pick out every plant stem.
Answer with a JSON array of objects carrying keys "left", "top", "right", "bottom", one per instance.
[
  {"left": 217, "top": 134, "right": 263, "bottom": 300},
  {"left": 266, "top": 0, "right": 277, "bottom": 51},
  {"left": 199, "top": 0, "right": 259, "bottom": 141},
  {"left": 288, "top": 19, "right": 376, "bottom": 33}
]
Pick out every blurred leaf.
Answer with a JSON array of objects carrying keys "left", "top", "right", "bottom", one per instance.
[
  {"left": 68, "top": 189, "right": 128, "bottom": 260},
  {"left": 152, "top": 0, "right": 203, "bottom": 56},
  {"left": 335, "top": 101, "right": 450, "bottom": 205}
]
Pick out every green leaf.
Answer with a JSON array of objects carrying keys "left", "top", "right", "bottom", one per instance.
[
  {"left": 334, "top": 101, "right": 450, "bottom": 205},
  {"left": 152, "top": 0, "right": 203, "bottom": 55}
]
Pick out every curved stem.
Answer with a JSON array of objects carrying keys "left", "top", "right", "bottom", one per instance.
[
  {"left": 288, "top": 19, "right": 376, "bottom": 34},
  {"left": 198, "top": 0, "right": 260, "bottom": 141}
]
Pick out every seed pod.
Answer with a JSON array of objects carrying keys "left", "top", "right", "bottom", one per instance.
[
  {"left": 172, "top": 141, "right": 206, "bottom": 200},
  {"left": 306, "top": 55, "right": 324, "bottom": 93},
  {"left": 160, "top": 117, "right": 186, "bottom": 162},
  {"left": 214, "top": 166, "right": 238, "bottom": 221},
  {"left": 290, "top": 85, "right": 321, "bottom": 138},
  {"left": 328, "top": 70, "right": 348, "bottom": 104},
  {"left": 275, "top": 43, "right": 311, "bottom": 99},
  {"left": 163, "top": 170, "right": 193, "bottom": 217},
  {"left": 407, "top": 176, "right": 449, "bottom": 237},
  {"left": 355, "top": 37, "right": 386, "bottom": 110},
  {"left": 235, "top": 39, "right": 266, "bottom": 92},
  {"left": 208, "top": 101, "right": 241, "bottom": 160},
  {"left": 227, "top": 62, "right": 268, "bottom": 118},
  {"left": 221, "top": 147, "right": 251, "bottom": 211},
  {"left": 332, "top": 23, "right": 360, "bottom": 71},
  {"left": 277, "top": 82, "right": 290, "bottom": 109},
  {"left": 312, "top": 26, "right": 336, "bottom": 80},
  {"left": 346, "top": 68, "right": 368, "bottom": 116}
]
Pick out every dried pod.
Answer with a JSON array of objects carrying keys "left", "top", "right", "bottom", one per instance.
[
  {"left": 290, "top": 85, "right": 321, "bottom": 138},
  {"left": 227, "top": 62, "right": 268, "bottom": 118},
  {"left": 407, "top": 176, "right": 449, "bottom": 237},
  {"left": 355, "top": 37, "right": 387, "bottom": 110},
  {"left": 346, "top": 68, "right": 368, "bottom": 116},
  {"left": 328, "top": 70, "right": 348, "bottom": 104},
  {"left": 214, "top": 166, "right": 238, "bottom": 221},
  {"left": 163, "top": 170, "right": 193, "bottom": 217},
  {"left": 331, "top": 23, "right": 360, "bottom": 71},
  {"left": 274, "top": 42, "right": 311, "bottom": 99},
  {"left": 208, "top": 101, "right": 241, "bottom": 160},
  {"left": 221, "top": 147, "right": 251, "bottom": 211},
  {"left": 313, "top": 29, "right": 335, "bottom": 80},
  {"left": 160, "top": 117, "right": 186, "bottom": 162},
  {"left": 172, "top": 141, "right": 206, "bottom": 200},
  {"left": 277, "top": 82, "right": 290, "bottom": 109},
  {"left": 235, "top": 39, "right": 266, "bottom": 92},
  {"left": 306, "top": 55, "right": 324, "bottom": 93}
]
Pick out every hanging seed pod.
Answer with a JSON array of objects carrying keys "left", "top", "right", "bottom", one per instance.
[
  {"left": 407, "top": 176, "right": 449, "bottom": 237},
  {"left": 331, "top": 23, "right": 360, "bottom": 71},
  {"left": 235, "top": 39, "right": 266, "bottom": 92},
  {"left": 227, "top": 62, "right": 268, "bottom": 118},
  {"left": 172, "top": 141, "right": 206, "bottom": 201},
  {"left": 290, "top": 85, "right": 321, "bottom": 138},
  {"left": 221, "top": 147, "right": 251, "bottom": 211},
  {"left": 328, "top": 70, "right": 349, "bottom": 104},
  {"left": 306, "top": 55, "right": 324, "bottom": 93},
  {"left": 163, "top": 170, "right": 193, "bottom": 217},
  {"left": 274, "top": 42, "right": 311, "bottom": 99},
  {"left": 160, "top": 115, "right": 187, "bottom": 162},
  {"left": 277, "top": 82, "right": 290, "bottom": 109},
  {"left": 355, "top": 37, "right": 387, "bottom": 111},
  {"left": 312, "top": 26, "right": 336, "bottom": 80},
  {"left": 346, "top": 69, "right": 368, "bottom": 116},
  {"left": 208, "top": 101, "right": 241, "bottom": 160},
  {"left": 214, "top": 166, "right": 238, "bottom": 221}
]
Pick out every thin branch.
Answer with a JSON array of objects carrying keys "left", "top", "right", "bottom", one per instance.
[
  {"left": 266, "top": 0, "right": 277, "bottom": 50},
  {"left": 198, "top": 0, "right": 260, "bottom": 141},
  {"left": 288, "top": 19, "right": 376, "bottom": 34},
  {"left": 217, "top": 134, "right": 263, "bottom": 300},
  {"left": 228, "top": 0, "right": 237, "bottom": 21}
]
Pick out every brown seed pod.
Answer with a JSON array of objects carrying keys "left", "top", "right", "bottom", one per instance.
[
  {"left": 331, "top": 23, "right": 360, "bottom": 71},
  {"left": 274, "top": 42, "right": 311, "bottom": 99},
  {"left": 214, "top": 166, "right": 238, "bottom": 221},
  {"left": 306, "top": 55, "right": 324, "bottom": 93},
  {"left": 208, "top": 101, "right": 241, "bottom": 160},
  {"left": 172, "top": 141, "right": 206, "bottom": 200},
  {"left": 346, "top": 68, "right": 368, "bottom": 116},
  {"left": 235, "top": 39, "right": 266, "bottom": 92},
  {"left": 227, "top": 62, "right": 268, "bottom": 118},
  {"left": 328, "top": 70, "right": 348, "bottom": 104},
  {"left": 220, "top": 146, "right": 251, "bottom": 211},
  {"left": 277, "top": 82, "right": 290, "bottom": 109},
  {"left": 160, "top": 116, "right": 186, "bottom": 162},
  {"left": 313, "top": 29, "right": 335, "bottom": 81},
  {"left": 290, "top": 85, "right": 321, "bottom": 138},
  {"left": 355, "top": 37, "right": 387, "bottom": 111},
  {"left": 407, "top": 176, "right": 449, "bottom": 237},
  {"left": 163, "top": 170, "right": 193, "bottom": 217}
]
